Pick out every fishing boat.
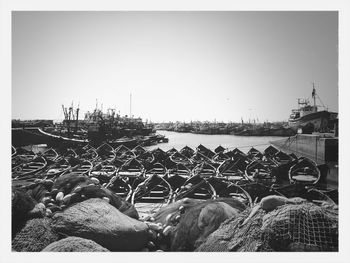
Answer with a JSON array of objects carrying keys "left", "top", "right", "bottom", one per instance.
[
  {"left": 80, "top": 147, "right": 99, "bottom": 162},
  {"left": 12, "top": 156, "right": 47, "bottom": 179},
  {"left": 179, "top": 145, "right": 195, "bottom": 158},
  {"left": 144, "top": 162, "right": 167, "bottom": 178},
  {"left": 208, "top": 178, "right": 252, "bottom": 208},
  {"left": 115, "top": 147, "right": 135, "bottom": 163},
  {"left": 131, "top": 174, "right": 173, "bottom": 205},
  {"left": 135, "top": 151, "right": 155, "bottom": 170},
  {"left": 95, "top": 143, "right": 116, "bottom": 163},
  {"left": 105, "top": 175, "right": 133, "bottom": 201},
  {"left": 247, "top": 147, "right": 263, "bottom": 159},
  {"left": 244, "top": 159, "right": 277, "bottom": 185},
  {"left": 174, "top": 175, "right": 216, "bottom": 201},
  {"left": 196, "top": 144, "right": 215, "bottom": 159},
  {"left": 12, "top": 146, "right": 17, "bottom": 157},
  {"left": 131, "top": 145, "right": 147, "bottom": 156},
  {"left": 166, "top": 147, "right": 178, "bottom": 156},
  {"left": 170, "top": 151, "right": 193, "bottom": 166},
  {"left": 288, "top": 157, "right": 321, "bottom": 185},
  {"left": 67, "top": 159, "right": 93, "bottom": 176},
  {"left": 217, "top": 159, "right": 247, "bottom": 183},
  {"left": 288, "top": 84, "right": 338, "bottom": 132},
  {"left": 43, "top": 157, "right": 72, "bottom": 179},
  {"left": 212, "top": 151, "right": 230, "bottom": 164},
  {"left": 42, "top": 148, "right": 59, "bottom": 161},
  {"left": 89, "top": 161, "right": 118, "bottom": 184},
  {"left": 193, "top": 162, "right": 217, "bottom": 178},
  {"left": 166, "top": 163, "right": 192, "bottom": 191},
  {"left": 118, "top": 158, "right": 144, "bottom": 179},
  {"left": 190, "top": 151, "right": 212, "bottom": 165},
  {"left": 151, "top": 148, "right": 168, "bottom": 164},
  {"left": 214, "top": 145, "right": 225, "bottom": 154}
]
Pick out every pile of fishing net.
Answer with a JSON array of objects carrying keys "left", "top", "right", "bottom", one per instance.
[
  {"left": 12, "top": 218, "right": 59, "bottom": 252},
  {"left": 51, "top": 198, "right": 148, "bottom": 251},
  {"left": 197, "top": 201, "right": 338, "bottom": 252},
  {"left": 42, "top": 237, "right": 110, "bottom": 252}
]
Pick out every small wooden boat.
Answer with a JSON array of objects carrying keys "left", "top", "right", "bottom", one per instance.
[
  {"left": 144, "top": 162, "right": 167, "bottom": 178},
  {"left": 244, "top": 159, "right": 277, "bottom": 185},
  {"left": 105, "top": 175, "right": 133, "bottom": 201},
  {"left": 131, "top": 145, "right": 147, "bottom": 156},
  {"left": 174, "top": 175, "right": 216, "bottom": 201},
  {"left": 264, "top": 145, "right": 279, "bottom": 156},
  {"left": 179, "top": 145, "right": 195, "bottom": 158},
  {"left": 12, "top": 156, "right": 47, "bottom": 179},
  {"left": 63, "top": 148, "right": 79, "bottom": 159},
  {"left": 190, "top": 151, "right": 212, "bottom": 165},
  {"left": 212, "top": 151, "right": 230, "bottom": 164},
  {"left": 43, "top": 157, "right": 71, "bottom": 179},
  {"left": 166, "top": 147, "right": 178, "bottom": 156},
  {"left": 196, "top": 144, "right": 215, "bottom": 159},
  {"left": 170, "top": 151, "right": 193, "bottom": 166},
  {"left": 225, "top": 148, "right": 245, "bottom": 159},
  {"left": 217, "top": 159, "right": 246, "bottom": 182},
  {"left": 115, "top": 145, "right": 135, "bottom": 162},
  {"left": 214, "top": 145, "right": 226, "bottom": 154},
  {"left": 80, "top": 147, "right": 99, "bottom": 162},
  {"left": 14, "top": 147, "right": 36, "bottom": 164},
  {"left": 131, "top": 174, "right": 173, "bottom": 205},
  {"left": 209, "top": 178, "right": 252, "bottom": 208},
  {"left": 193, "top": 162, "right": 217, "bottom": 178},
  {"left": 115, "top": 144, "right": 132, "bottom": 156},
  {"left": 135, "top": 151, "right": 155, "bottom": 170},
  {"left": 12, "top": 146, "right": 17, "bottom": 157},
  {"left": 67, "top": 159, "right": 93, "bottom": 176},
  {"left": 151, "top": 148, "right": 168, "bottom": 164},
  {"left": 247, "top": 147, "right": 263, "bottom": 159},
  {"left": 118, "top": 158, "right": 144, "bottom": 179},
  {"left": 95, "top": 143, "right": 116, "bottom": 163},
  {"left": 166, "top": 163, "right": 192, "bottom": 191},
  {"left": 89, "top": 161, "right": 118, "bottom": 183},
  {"left": 288, "top": 157, "right": 321, "bottom": 185},
  {"left": 42, "top": 148, "right": 59, "bottom": 161}
]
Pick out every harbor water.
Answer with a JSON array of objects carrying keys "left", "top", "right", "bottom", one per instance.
[{"left": 147, "top": 130, "right": 285, "bottom": 153}]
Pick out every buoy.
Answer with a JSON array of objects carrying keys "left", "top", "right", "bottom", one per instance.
[
  {"left": 174, "top": 214, "right": 181, "bottom": 222},
  {"left": 56, "top": 192, "right": 64, "bottom": 203},
  {"left": 147, "top": 241, "right": 155, "bottom": 250},
  {"left": 45, "top": 208, "right": 52, "bottom": 217},
  {"left": 102, "top": 197, "right": 110, "bottom": 203},
  {"left": 72, "top": 186, "right": 82, "bottom": 193},
  {"left": 163, "top": 225, "right": 172, "bottom": 236},
  {"left": 62, "top": 194, "right": 72, "bottom": 205},
  {"left": 179, "top": 205, "right": 185, "bottom": 213},
  {"left": 91, "top": 177, "right": 100, "bottom": 184}
]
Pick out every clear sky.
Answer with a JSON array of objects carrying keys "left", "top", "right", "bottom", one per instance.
[{"left": 12, "top": 11, "right": 338, "bottom": 123}]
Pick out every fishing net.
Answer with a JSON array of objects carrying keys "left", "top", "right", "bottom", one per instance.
[
  {"left": 196, "top": 201, "right": 338, "bottom": 252},
  {"left": 12, "top": 218, "right": 59, "bottom": 252},
  {"left": 261, "top": 202, "right": 338, "bottom": 251}
]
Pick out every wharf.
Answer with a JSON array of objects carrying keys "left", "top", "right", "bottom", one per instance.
[{"left": 270, "top": 134, "right": 338, "bottom": 188}]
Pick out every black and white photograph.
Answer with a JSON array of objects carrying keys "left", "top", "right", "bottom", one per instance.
[{"left": 2, "top": 1, "right": 350, "bottom": 262}]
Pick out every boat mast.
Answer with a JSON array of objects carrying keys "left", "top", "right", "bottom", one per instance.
[{"left": 312, "top": 82, "right": 316, "bottom": 108}]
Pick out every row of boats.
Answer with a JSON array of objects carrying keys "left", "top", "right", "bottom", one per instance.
[{"left": 11, "top": 142, "right": 337, "bottom": 210}]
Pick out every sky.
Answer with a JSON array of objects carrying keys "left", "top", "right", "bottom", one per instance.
[{"left": 12, "top": 11, "right": 338, "bottom": 123}]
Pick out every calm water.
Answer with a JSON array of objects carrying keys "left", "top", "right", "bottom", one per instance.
[{"left": 147, "top": 131, "right": 286, "bottom": 153}]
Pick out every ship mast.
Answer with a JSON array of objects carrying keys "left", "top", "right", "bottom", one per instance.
[{"left": 312, "top": 82, "right": 316, "bottom": 108}]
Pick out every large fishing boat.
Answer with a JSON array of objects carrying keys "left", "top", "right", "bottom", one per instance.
[{"left": 288, "top": 84, "right": 337, "bottom": 132}]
